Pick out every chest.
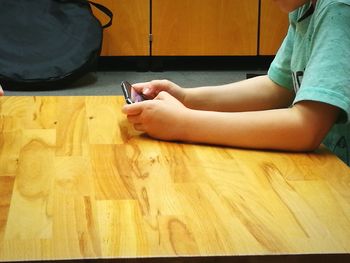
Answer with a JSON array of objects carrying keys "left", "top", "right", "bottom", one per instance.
[{"left": 290, "top": 18, "right": 315, "bottom": 72}]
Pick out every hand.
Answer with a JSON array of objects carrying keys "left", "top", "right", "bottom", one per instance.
[
  {"left": 132, "top": 80, "right": 186, "bottom": 103},
  {"left": 0, "top": 84, "right": 4, "bottom": 96},
  {"left": 122, "top": 91, "right": 189, "bottom": 141}
]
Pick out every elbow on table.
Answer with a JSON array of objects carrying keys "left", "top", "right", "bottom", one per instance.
[
  {"left": 291, "top": 126, "right": 328, "bottom": 152},
  {"left": 288, "top": 101, "right": 339, "bottom": 152},
  {"left": 297, "top": 136, "right": 322, "bottom": 152}
]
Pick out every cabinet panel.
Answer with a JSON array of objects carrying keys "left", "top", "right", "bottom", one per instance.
[
  {"left": 92, "top": 0, "right": 150, "bottom": 56},
  {"left": 259, "top": 0, "right": 289, "bottom": 55},
  {"left": 152, "top": 0, "right": 259, "bottom": 56}
]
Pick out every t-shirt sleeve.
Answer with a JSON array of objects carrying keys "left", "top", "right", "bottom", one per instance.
[
  {"left": 294, "top": 3, "right": 350, "bottom": 123},
  {"left": 267, "top": 19, "right": 295, "bottom": 91}
]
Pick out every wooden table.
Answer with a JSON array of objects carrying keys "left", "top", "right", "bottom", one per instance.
[{"left": 0, "top": 96, "right": 349, "bottom": 262}]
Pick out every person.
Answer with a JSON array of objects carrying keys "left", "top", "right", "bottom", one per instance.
[
  {"left": 122, "top": 0, "right": 350, "bottom": 165},
  {"left": 0, "top": 84, "right": 3, "bottom": 96}
]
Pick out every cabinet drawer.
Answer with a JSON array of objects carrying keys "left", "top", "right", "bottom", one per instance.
[{"left": 152, "top": 0, "right": 259, "bottom": 56}]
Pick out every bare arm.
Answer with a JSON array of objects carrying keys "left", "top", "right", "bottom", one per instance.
[
  {"left": 179, "top": 101, "right": 340, "bottom": 151},
  {"left": 0, "top": 84, "right": 3, "bottom": 96},
  {"left": 132, "top": 75, "right": 295, "bottom": 113},
  {"left": 183, "top": 75, "right": 295, "bottom": 112},
  {"left": 123, "top": 92, "right": 340, "bottom": 152}
]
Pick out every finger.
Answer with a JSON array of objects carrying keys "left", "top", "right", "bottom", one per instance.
[
  {"left": 155, "top": 91, "right": 167, "bottom": 100},
  {"left": 134, "top": 123, "right": 145, "bottom": 132},
  {"left": 122, "top": 103, "right": 144, "bottom": 115},
  {"left": 131, "top": 82, "right": 153, "bottom": 97},
  {"left": 155, "top": 91, "right": 175, "bottom": 101},
  {"left": 131, "top": 82, "right": 149, "bottom": 91},
  {"left": 131, "top": 82, "right": 150, "bottom": 88},
  {"left": 133, "top": 80, "right": 166, "bottom": 98},
  {"left": 127, "top": 115, "right": 140, "bottom": 124}
]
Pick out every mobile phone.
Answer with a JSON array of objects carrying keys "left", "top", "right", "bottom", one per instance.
[{"left": 120, "top": 81, "right": 144, "bottom": 104}]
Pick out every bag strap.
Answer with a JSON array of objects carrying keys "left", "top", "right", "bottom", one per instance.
[
  {"left": 57, "top": 0, "right": 113, "bottom": 29},
  {"left": 89, "top": 1, "right": 113, "bottom": 28}
]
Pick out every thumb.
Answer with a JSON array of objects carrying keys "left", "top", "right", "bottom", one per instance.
[
  {"left": 122, "top": 102, "right": 144, "bottom": 115},
  {"left": 132, "top": 82, "right": 153, "bottom": 98},
  {"left": 155, "top": 91, "right": 174, "bottom": 100},
  {"left": 155, "top": 91, "right": 183, "bottom": 106}
]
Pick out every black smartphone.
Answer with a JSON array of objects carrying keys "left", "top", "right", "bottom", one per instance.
[{"left": 120, "top": 81, "right": 144, "bottom": 104}]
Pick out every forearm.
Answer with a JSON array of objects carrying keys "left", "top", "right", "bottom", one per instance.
[
  {"left": 123, "top": 92, "right": 339, "bottom": 152},
  {"left": 183, "top": 75, "right": 294, "bottom": 112},
  {"left": 180, "top": 105, "right": 329, "bottom": 152}
]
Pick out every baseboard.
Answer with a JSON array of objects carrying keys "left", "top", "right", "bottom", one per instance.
[{"left": 97, "top": 56, "right": 275, "bottom": 72}]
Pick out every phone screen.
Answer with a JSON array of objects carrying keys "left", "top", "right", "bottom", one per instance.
[{"left": 120, "top": 81, "right": 144, "bottom": 104}]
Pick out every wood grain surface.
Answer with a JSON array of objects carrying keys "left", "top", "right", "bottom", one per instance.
[
  {"left": 152, "top": 0, "right": 259, "bottom": 56},
  {"left": 0, "top": 96, "right": 349, "bottom": 261}
]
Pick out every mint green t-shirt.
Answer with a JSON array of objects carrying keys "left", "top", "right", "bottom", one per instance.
[{"left": 268, "top": 0, "right": 350, "bottom": 165}]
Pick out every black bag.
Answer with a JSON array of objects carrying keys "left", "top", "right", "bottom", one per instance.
[{"left": 0, "top": 0, "right": 113, "bottom": 90}]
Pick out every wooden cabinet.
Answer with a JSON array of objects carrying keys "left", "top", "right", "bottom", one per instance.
[
  {"left": 92, "top": 0, "right": 288, "bottom": 57},
  {"left": 152, "top": 0, "right": 259, "bottom": 56},
  {"left": 259, "top": 0, "right": 289, "bottom": 55},
  {"left": 92, "top": 0, "right": 150, "bottom": 56}
]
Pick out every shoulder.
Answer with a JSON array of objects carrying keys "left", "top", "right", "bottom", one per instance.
[
  {"left": 315, "top": 0, "right": 350, "bottom": 15},
  {"left": 289, "top": 0, "right": 350, "bottom": 23},
  {"left": 313, "top": 0, "right": 350, "bottom": 30},
  {"left": 316, "top": 0, "right": 350, "bottom": 7}
]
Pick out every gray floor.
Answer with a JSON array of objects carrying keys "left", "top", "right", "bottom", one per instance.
[{"left": 4, "top": 70, "right": 266, "bottom": 96}]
